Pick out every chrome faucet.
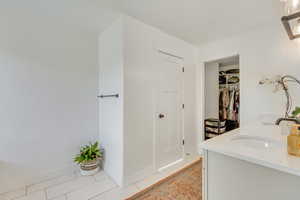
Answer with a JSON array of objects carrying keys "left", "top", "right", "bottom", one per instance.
[{"left": 275, "top": 118, "right": 300, "bottom": 125}]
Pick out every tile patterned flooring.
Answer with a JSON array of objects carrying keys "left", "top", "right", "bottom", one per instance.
[{"left": 0, "top": 155, "right": 201, "bottom": 200}]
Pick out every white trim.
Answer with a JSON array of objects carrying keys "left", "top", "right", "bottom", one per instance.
[
  {"left": 180, "top": 63, "right": 186, "bottom": 158},
  {"left": 158, "top": 158, "right": 184, "bottom": 172},
  {"left": 199, "top": 53, "right": 240, "bottom": 145},
  {"left": 154, "top": 50, "right": 185, "bottom": 172},
  {"left": 203, "top": 150, "right": 208, "bottom": 200}
]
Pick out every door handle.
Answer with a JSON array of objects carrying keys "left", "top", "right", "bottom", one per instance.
[{"left": 159, "top": 114, "right": 165, "bottom": 119}]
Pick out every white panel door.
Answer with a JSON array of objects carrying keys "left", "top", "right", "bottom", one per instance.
[{"left": 155, "top": 53, "right": 184, "bottom": 170}]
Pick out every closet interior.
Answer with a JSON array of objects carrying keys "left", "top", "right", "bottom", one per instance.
[{"left": 204, "top": 55, "right": 240, "bottom": 140}]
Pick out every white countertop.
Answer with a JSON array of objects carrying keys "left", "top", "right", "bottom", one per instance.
[{"left": 200, "top": 124, "right": 300, "bottom": 177}]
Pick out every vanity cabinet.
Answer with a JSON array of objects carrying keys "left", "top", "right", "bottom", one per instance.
[{"left": 202, "top": 150, "right": 300, "bottom": 200}]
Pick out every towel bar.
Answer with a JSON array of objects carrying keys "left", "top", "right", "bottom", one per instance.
[{"left": 97, "top": 94, "right": 119, "bottom": 98}]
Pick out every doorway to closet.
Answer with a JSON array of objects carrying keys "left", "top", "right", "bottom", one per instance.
[
  {"left": 204, "top": 55, "right": 240, "bottom": 140},
  {"left": 155, "top": 51, "right": 184, "bottom": 171}
]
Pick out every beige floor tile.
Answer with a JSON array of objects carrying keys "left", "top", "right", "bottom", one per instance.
[
  {"left": 135, "top": 156, "right": 201, "bottom": 191},
  {"left": 91, "top": 185, "right": 139, "bottom": 200},
  {"left": 93, "top": 171, "right": 109, "bottom": 182},
  {"left": 15, "top": 191, "right": 46, "bottom": 200},
  {"left": 46, "top": 176, "right": 95, "bottom": 199},
  {"left": 27, "top": 174, "right": 76, "bottom": 194},
  {"left": 0, "top": 187, "right": 26, "bottom": 200},
  {"left": 134, "top": 172, "right": 166, "bottom": 190},
  {"left": 161, "top": 155, "right": 200, "bottom": 175},
  {"left": 50, "top": 195, "right": 66, "bottom": 200},
  {"left": 66, "top": 178, "right": 117, "bottom": 200},
  {"left": 1, "top": 157, "right": 201, "bottom": 200}
]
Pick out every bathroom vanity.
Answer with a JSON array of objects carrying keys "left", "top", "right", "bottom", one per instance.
[{"left": 201, "top": 125, "right": 300, "bottom": 200}]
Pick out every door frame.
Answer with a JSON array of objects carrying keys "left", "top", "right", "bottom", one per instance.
[
  {"left": 202, "top": 54, "right": 240, "bottom": 142},
  {"left": 153, "top": 50, "right": 185, "bottom": 172}
]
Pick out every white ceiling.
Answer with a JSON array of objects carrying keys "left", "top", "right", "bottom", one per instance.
[
  {"left": 1, "top": 0, "right": 284, "bottom": 45},
  {"left": 113, "top": 0, "right": 283, "bottom": 45},
  {"left": 0, "top": 0, "right": 119, "bottom": 35}
]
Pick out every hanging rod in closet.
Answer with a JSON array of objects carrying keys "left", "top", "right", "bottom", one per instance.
[{"left": 97, "top": 94, "right": 119, "bottom": 98}]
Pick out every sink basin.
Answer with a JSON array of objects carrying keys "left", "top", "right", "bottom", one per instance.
[{"left": 230, "top": 135, "right": 281, "bottom": 149}]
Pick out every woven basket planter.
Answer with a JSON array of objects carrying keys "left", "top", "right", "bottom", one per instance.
[{"left": 80, "top": 158, "right": 102, "bottom": 176}]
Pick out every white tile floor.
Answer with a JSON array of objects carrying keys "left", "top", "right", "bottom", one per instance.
[{"left": 0, "top": 155, "right": 200, "bottom": 200}]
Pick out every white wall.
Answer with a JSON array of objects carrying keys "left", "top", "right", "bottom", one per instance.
[
  {"left": 98, "top": 18, "right": 124, "bottom": 186},
  {"left": 204, "top": 62, "right": 219, "bottom": 119},
  {"left": 197, "top": 21, "right": 300, "bottom": 146},
  {"left": 98, "top": 16, "right": 198, "bottom": 186},
  {"left": 0, "top": 6, "right": 99, "bottom": 193},
  {"left": 122, "top": 16, "right": 198, "bottom": 184}
]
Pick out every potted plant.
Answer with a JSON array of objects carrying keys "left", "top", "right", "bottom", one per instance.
[
  {"left": 259, "top": 75, "right": 300, "bottom": 118},
  {"left": 74, "top": 141, "right": 102, "bottom": 176},
  {"left": 292, "top": 107, "right": 300, "bottom": 118}
]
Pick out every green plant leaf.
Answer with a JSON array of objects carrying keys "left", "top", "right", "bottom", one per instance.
[
  {"left": 74, "top": 141, "right": 102, "bottom": 164},
  {"left": 292, "top": 107, "right": 300, "bottom": 118}
]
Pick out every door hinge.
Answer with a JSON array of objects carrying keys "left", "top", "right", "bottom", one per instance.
[
  {"left": 182, "top": 140, "right": 185, "bottom": 145},
  {"left": 182, "top": 67, "right": 185, "bottom": 72},
  {"left": 182, "top": 104, "right": 185, "bottom": 109}
]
